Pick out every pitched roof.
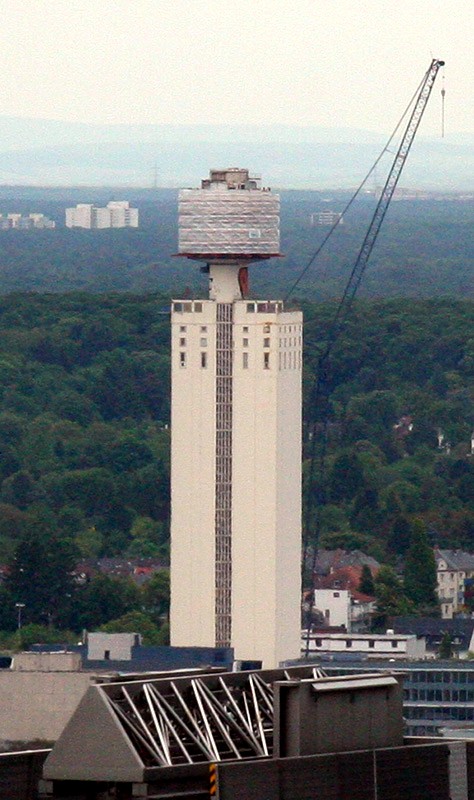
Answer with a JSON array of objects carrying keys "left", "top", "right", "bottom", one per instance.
[
  {"left": 313, "top": 549, "right": 380, "bottom": 575},
  {"left": 314, "top": 566, "right": 376, "bottom": 602},
  {"left": 435, "top": 549, "right": 474, "bottom": 571}
]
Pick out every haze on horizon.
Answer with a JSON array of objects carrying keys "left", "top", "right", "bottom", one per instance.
[{"left": 0, "top": 0, "right": 471, "bottom": 137}]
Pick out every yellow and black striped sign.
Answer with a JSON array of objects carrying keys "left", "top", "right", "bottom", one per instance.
[{"left": 209, "top": 762, "right": 217, "bottom": 797}]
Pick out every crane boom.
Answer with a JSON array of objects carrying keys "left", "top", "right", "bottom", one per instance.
[{"left": 322, "top": 58, "right": 445, "bottom": 352}]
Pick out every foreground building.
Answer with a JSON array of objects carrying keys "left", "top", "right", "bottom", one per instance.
[{"left": 170, "top": 168, "right": 302, "bottom": 668}]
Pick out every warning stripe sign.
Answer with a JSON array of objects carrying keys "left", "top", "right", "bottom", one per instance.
[{"left": 209, "top": 762, "right": 217, "bottom": 796}]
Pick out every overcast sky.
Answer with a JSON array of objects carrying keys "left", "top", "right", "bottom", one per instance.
[{"left": 0, "top": 0, "right": 471, "bottom": 135}]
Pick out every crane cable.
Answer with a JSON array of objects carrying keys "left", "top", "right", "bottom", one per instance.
[{"left": 283, "top": 67, "right": 429, "bottom": 306}]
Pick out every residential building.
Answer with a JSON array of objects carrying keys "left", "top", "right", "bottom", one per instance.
[
  {"left": 435, "top": 548, "right": 474, "bottom": 618},
  {"left": 390, "top": 616, "right": 474, "bottom": 656},
  {"left": 313, "top": 585, "right": 376, "bottom": 632},
  {"left": 310, "top": 210, "right": 343, "bottom": 226},
  {"left": 311, "top": 548, "right": 380, "bottom": 578},
  {"left": 301, "top": 631, "right": 427, "bottom": 659},
  {"left": 171, "top": 169, "right": 302, "bottom": 668},
  {"left": 0, "top": 213, "right": 55, "bottom": 229},
  {"left": 65, "top": 201, "right": 138, "bottom": 229}
]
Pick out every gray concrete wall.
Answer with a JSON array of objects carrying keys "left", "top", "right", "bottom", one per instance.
[{"left": 0, "top": 671, "right": 93, "bottom": 743}]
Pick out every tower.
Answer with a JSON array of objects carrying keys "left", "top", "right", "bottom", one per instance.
[{"left": 170, "top": 169, "right": 302, "bottom": 668}]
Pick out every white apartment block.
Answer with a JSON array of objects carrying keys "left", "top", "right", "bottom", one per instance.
[
  {"left": 0, "top": 213, "right": 55, "bottom": 230},
  {"left": 302, "top": 631, "right": 427, "bottom": 660},
  {"left": 65, "top": 201, "right": 138, "bottom": 229}
]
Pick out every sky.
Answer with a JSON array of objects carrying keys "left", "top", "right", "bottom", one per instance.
[{"left": 0, "top": 0, "right": 471, "bottom": 135}]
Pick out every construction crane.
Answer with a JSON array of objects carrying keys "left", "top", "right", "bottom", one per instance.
[
  {"left": 318, "top": 58, "right": 445, "bottom": 360},
  {"left": 302, "top": 59, "right": 445, "bottom": 627}
]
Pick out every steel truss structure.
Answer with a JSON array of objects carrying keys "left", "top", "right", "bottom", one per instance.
[{"left": 100, "top": 665, "right": 327, "bottom": 769}]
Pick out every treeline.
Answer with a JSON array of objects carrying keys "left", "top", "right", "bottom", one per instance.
[
  {"left": 0, "top": 192, "right": 471, "bottom": 299},
  {"left": 0, "top": 294, "right": 472, "bottom": 639}
]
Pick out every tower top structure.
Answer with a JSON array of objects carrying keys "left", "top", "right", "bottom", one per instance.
[
  {"left": 178, "top": 168, "right": 280, "bottom": 302},
  {"left": 178, "top": 167, "right": 280, "bottom": 263}
]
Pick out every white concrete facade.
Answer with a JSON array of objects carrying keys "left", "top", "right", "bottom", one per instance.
[
  {"left": 65, "top": 201, "right": 138, "bottom": 229},
  {"left": 314, "top": 589, "right": 351, "bottom": 629},
  {"left": 170, "top": 296, "right": 302, "bottom": 668},
  {"left": 302, "top": 632, "right": 427, "bottom": 659}
]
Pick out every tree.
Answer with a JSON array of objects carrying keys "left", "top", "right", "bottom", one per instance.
[
  {"left": 373, "top": 565, "right": 413, "bottom": 631},
  {"left": 439, "top": 632, "right": 453, "bottom": 659},
  {"left": 359, "top": 564, "right": 375, "bottom": 596},
  {"left": 6, "top": 527, "right": 78, "bottom": 627},
  {"left": 404, "top": 519, "right": 439, "bottom": 612},
  {"left": 100, "top": 611, "right": 162, "bottom": 644},
  {"left": 74, "top": 574, "right": 141, "bottom": 631}
]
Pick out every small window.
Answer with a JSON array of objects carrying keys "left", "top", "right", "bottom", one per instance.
[
  {"left": 243, "top": 326, "right": 249, "bottom": 333},
  {"left": 263, "top": 324, "right": 270, "bottom": 334},
  {"left": 180, "top": 352, "right": 186, "bottom": 367},
  {"left": 264, "top": 337, "right": 270, "bottom": 348},
  {"left": 180, "top": 326, "right": 186, "bottom": 332},
  {"left": 333, "top": 592, "right": 340, "bottom": 598},
  {"left": 201, "top": 352, "right": 207, "bottom": 368},
  {"left": 180, "top": 338, "right": 186, "bottom": 347},
  {"left": 345, "top": 640, "right": 352, "bottom": 648},
  {"left": 200, "top": 337, "right": 207, "bottom": 347},
  {"left": 201, "top": 326, "right": 207, "bottom": 332},
  {"left": 247, "top": 303, "right": 255, "bottom": 313},
  {"left": 391, "top": 640, "right": 398, "bottom": 648},
  {"left": 263, "top": 352, "right": 270, "bottom": 369},
  {"left": 243, "top": 338, "right": 249, "bottom": 347},
  {"left": 183, "top": 303, "right": 192, "bottom": 312},
  {"left": 194, "top": 302, "right": 202, "bottom": 312},
  {"left": 174, "top": 302, "right": 183, "bottom": 313},
  {"left": 369, "top": 641, "right": 375, "bottom": 649},
  {"left": 315, "top": 638, "right": 322, "bottom": 647},
  {"left": 243, "top": 352, "right": 249, "bottom": 369},
  {"left": 104, "top": 650, "right": 110, "bottom": 660}
]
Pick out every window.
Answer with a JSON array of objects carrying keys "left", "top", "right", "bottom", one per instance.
[
  {"left": 179, "top": 352, "right": 186, "bottom": 367},
  {"left": 391, "top": 641, "right": 398, "bottom": 648},
  {"left": 247, "top": 303, "right": 255, "bottom": 313},
  {"left": 179, "top": 338, "right": 186, "bottom": 347},
  {"left": 201, "top": 326, "right": 207, "bottom": 332},
  {"left": 194, "top": 302, "right": 202, "bottom": 312},
  {"left": 263, "top": 324, "right": 271, "bottom": 334},
  {"left": 263, "top": 352, "right": 270, "bottom": 369},
  {"left": 243, "top": 326, "right": 249, "bottom": 332},
  {"left": 369, "top": 641, "right": 375, "bottom": 649},
  {"left": 104, "top": 650, "right": 110, "bottom": 661},
  {"left": 333, "top": 592, "right": 340, "bottom": 598},
  {"left": 243, "top": 338, "right": 249, "bottom": 347},
  {"left": 243, "top": 352, "right": 249, "bottom": 369},
  {"left": 201, "top": 352, "right": 207, "bottom": 368},
  {"left": 264, "top": 338, "right": 270, "bottom": 348},
  {"left": 183, "top": 303, "right": 192, "bottom": 312},
  {"left": 174, "top": 303, "right": 183, "bottom": 313},
  {"left": 345, "top": 640, "right": 352, "bottom": 648},
  {"left": 315, "top": 638, "right": 322, "bottom": 647},
  {"left": 200, "top": 337, "right": 207, "bottom": 347},
  {"left": 180, "top": 326, "right": 187, "bottom": 332}
]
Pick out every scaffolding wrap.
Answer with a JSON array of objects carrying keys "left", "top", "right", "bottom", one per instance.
[{"left": 178, "top": 189, "right": 280, "bottom": 257}]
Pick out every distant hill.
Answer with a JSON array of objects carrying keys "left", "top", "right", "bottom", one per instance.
[{"left": 0, "top": 117, "right": 471, "bottom": 189}]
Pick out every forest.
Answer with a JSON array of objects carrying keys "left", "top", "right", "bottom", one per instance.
[
  {"left": 0, "top": 188, "right": 471, "bottom": 300},
  {"left": 0, "top": 293, "right": 471, "bottom": 643}
]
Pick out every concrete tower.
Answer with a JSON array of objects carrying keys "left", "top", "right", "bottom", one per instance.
[{"left": 170, "top": 169, "right": 302, "bottom": 668}]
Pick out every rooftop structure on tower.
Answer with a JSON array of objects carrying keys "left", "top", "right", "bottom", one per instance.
[{"left": 171, "top": 169, "right": 302, "bottom": 668}]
